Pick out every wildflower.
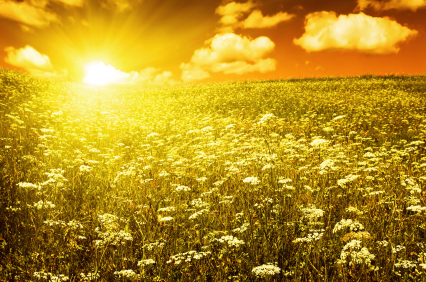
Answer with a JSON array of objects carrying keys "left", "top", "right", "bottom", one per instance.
[
  {"left": 114, "top": 269, "right": 139, "bottom": 280},
  {"left": 392, "top": 245, "right": 405, "bottom": 254},
  {"left": 243, "top": 177, "right": 260, "bottom": 185},
  {"left": 157, "top": 206, "right": 176, "bottom": 213},
  {"left": 138, "top": 258, "right": 156, "bottom": 266},
  {"left": 333, "top": 219, "right": 364, "bottom": 233},
  {"left": 337, "top": 174, "right": 359, "bottom": 187},
  {"left": 17, "top": 182, "right": 38, "bottom": 189},
  {"left": 34, "top": 200, "right": 56, "bottom": 210},
  {"left": 159, "top": 216, "right": 174, "bottom": 222},
  {"left": 173, "top": 185, "right": 191, "bottom": 192},
  {"left": 233, "top": 222, "right": 249, "bottom": 233},
  {"left": 293, "top": 231, "right": 324, "bottom": 243},
  {"left": 407, "top": 205, "right": 426, "bottom": 213},
  {"left": 310, "top": 138, "right": 329, "bottom": 148},
  {"left": 252, "top": 263, "right": 281, "bottom": 278},
  {"left": 394, "top": 260, "right": 417, "bottom": 269},
  {"left": 189, "top": 209, "right": 209, "bottom": 220},
  {"left": 79, "top": 165, "right": 92, "bottom": 173},
  {"left": 213, "top": 235, "right": 245, "bottom": 248},
  {"left": 339, "top": 240, "right": 375, "bottom": 265},
  {"left": 301, "top": 205, "right": 324, "bottom": 222},
  {"left": 376, "top": 240, "right": 388, "bottom": 247},
  {"left": 258, "top": 113, "right": 276, "bottom": 124}
]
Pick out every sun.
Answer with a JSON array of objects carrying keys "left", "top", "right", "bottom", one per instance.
[{"left": 83, "top": 61, "right": 131, "bottom": 86}]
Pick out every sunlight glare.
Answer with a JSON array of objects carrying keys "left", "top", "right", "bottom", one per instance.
[{"left": 83, "top": 61, "right": 132, "bottom": 86}]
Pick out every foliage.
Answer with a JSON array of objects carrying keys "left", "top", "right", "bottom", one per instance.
[{"left": 1, "top": 68, "right": 426, "bottom": 281}]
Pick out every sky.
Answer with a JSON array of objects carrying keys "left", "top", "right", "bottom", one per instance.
[{"left": 0, "top": 0, "right": 425, "bottom": 87}]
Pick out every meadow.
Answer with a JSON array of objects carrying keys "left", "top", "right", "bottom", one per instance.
[{"left": 1, "top": 68, "right": 426, "bottom": 281}]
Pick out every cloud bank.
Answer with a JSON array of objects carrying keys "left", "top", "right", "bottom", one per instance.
[
  {"left": 294, "top": 11, "right": 418, "bottom": 54},
  {"left": 356, "top": 0, "right": 426, "bottom": 11},
  {"left": 181, "top": 33, "right": 276, "bottom": 83}
]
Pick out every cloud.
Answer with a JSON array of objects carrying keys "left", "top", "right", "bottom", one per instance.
[
  {"left": 181, "top": 33, "right": 276, "bottom": 82},
  {"left": 83, "top": 62, "right": 178, "bottom": 87},
  {"left": 180, "top": 64, "right": 211, "bottom": 83},
  {"left": 242, "top": 10, "right": 295, "bottom": 28},
  {"left": 209, "top": 58, "right": 276, "bottom": 74},
  {"left": 101, "top": 0, "right": 139, "bottom": 12},
  {"left": 4, "top": 45, "right": 54, "bottom": 73},
  {"left": 215, "top": 1, "right": 294, "bottom": 32},
  {"left": 293, "top": 11, "right": 418, "bottom": 54},
  {"left": 356, "top": 0, "right": 426, "bottom": 11},
  {"left": 52, "top": 0, "right": 84, "bottom": 7},
  {"left": 215, "top": 0, "right": 257, "bottom": 25},
  {"left": 0, "top": 0, "right": 59, "bottom": 28}
]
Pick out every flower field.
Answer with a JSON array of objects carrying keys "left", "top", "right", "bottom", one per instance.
[{"left": 1, "top": 68, "right": 426, "bottom": 281}]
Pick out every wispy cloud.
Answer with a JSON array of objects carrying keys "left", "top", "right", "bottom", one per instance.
[
  {"left": 181, "top": 33, "right": 276, "bottom": 82},
  {"left": 242, "top": 10, "right": 295, "bottom": 29},
  {"left": 0, "top": 0, "right": 59, "bottom": 28},
  {"left": 215, "top": 1, "right": 294, "bottom": 32},
  {"left": 294, "top": 11, "right": 418, "bottom": 54},
  {"left": 101, "top": 0, "right": 140, "bottom": 12},
  {"left": 356, "top": 0, "right": 426, "bottom": 11}
]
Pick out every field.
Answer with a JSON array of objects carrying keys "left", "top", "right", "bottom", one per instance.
[{"left": 1, "top": 68, "right": 426, "bottom": 281}]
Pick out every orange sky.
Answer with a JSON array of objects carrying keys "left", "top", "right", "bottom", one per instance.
[{"left": 0, "top": 0, "right": 425, "bottom": 86}]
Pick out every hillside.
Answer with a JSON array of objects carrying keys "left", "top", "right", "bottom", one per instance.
[{"left": 1, "top": 68, "right": 426, "bottom": 281}]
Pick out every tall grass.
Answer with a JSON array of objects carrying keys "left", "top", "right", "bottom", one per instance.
[{"left": 1, "top": 68, "right": 426, "bottom": 281}]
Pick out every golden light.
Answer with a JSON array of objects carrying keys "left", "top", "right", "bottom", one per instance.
[{"left": 83, "top": 61, "right": 133, "bottom": 86}]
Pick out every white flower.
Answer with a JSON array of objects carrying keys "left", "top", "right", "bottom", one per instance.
[
  {"left": 79, "top": 165, "right": 92, "bottom": 173},
  {"left": 214, "top": 235, "right": 245, "bottom": 248},
  {"left": 157, "top": 206, "right": 176, "bottom": 213},
  {"left": 252, "top": 263, "right": 281, "bottom": 278},
  {"left": 333, "top": 219, "right": 364, "bottom": 233},
  {"left": 189, "top": 209, "right": 209, "bottom": 220},
  {"left": 34, "top": 200, "right": 56, "bottom": 210},
  {"left": 138, "top": 258, "right": 156, "bottom": 266},
  {"left": 159, "top": 216, "right": 174, "bottom": 222},
  {"left": 258, "top": 113, "right": 276, "bottom": 124},
  {"left": 310, "top": 138, "right": 329, "bottom": 148},
  {"left": 17, "top": 182, "right": 38, "bottom": 189},
  {"left": 173, "top": 185, "right": 191, "bottom": 192},
  {"left": 301, "top": 205, "right": 324, "bottom": 221},
  {"left": 243, "top": 177, "right": 260, "bottom": 185},
  {"left": 407, "top": 205, "right": 426, "bottom": 213},
  {"left": 339, "top": 240, "right": 375, "bottom": 265}
]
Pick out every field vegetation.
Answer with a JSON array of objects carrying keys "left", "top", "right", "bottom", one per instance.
[{"left": 1, "top": 68, "right": 426, "bottom": 281}]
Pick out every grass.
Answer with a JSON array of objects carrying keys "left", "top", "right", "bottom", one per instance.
[{"left": 1, "top": 68, "right": 426, "bottom": 281}]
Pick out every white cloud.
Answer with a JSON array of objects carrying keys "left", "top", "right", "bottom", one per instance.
[
  {"left": 180, "top": 63, "right": 211, "bottom": 83},
  {"left": 356, "top": 0, "right": 426, "bottom": 11},
  {"left": 242, "top": 10, "right": 295, "bottom": 29},
  {"left": 181, "top": 33, "right": 276, "bottom": 82},
  {"left": 215, "top": 1, "right": 294, "bottom": 32},
  {"left": 83, "top": 62, "right": 178, "bottom": 87},
  {"left": 4, "top": 45, "right": 54, "bottom": 73},
  {"left": 293, "top": 11, "right": 418, "bottom": 54},
  {"left": 215, "top": 0, "right": 257, "bottom": 25},
  {"left": 0, "top": 0, "right": 59, "bottom": 28}
]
